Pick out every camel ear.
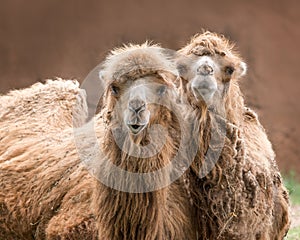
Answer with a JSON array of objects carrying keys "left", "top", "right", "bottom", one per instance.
[
  {"left": 233, "top": 61, "right": 247, "bottom": 79},
  {"left": 239, "top": 61, "right": 247, "bottom": 77},
  {"left": 157, "top": 70, "right": 178, "bottom": 87},
  {"left": 176, "top": 63, "right": 189, "bottom": 78},
  {"left": 99, "top": 70, "right": 105, "bottom": 81},
  {"left": 173, "top": 55, "right": 191, "bottom": 88}
]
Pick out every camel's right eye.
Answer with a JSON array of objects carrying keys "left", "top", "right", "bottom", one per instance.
[
  {"left": 225, "top": 66, "right": 235, "bottom": 75},
  {"left": 110, "top": 85, "right": 119, "bottom": 96}
]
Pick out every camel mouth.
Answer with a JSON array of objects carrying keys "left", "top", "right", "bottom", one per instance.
[
  {"left": 127, "top": 124, "right": 146, "bottom": 134},
  {"left": 191, "top": 76, "right": 217, "bottom": 103}
]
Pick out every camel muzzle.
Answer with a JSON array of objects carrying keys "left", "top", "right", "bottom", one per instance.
[{"left": 191, "top": 77, "right": 217, "bottom": 102}]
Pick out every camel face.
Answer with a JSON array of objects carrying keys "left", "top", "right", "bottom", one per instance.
[
  {"left": 177, "top": 52, "right": 246, "bottom": 107},
  {"left": 107, "top": 75, "right": 173, "bottom": 136},
  {"left": 190, "top": 56, "right": 218, "bottom": 102},
  {"left": 177, "top": 32, "right": 247, "bottom": 108}
]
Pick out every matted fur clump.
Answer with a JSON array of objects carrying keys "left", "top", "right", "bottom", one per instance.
[
  {"left": 0, "top": 43, "right": 197, "bottom": 239},
  {"left": 178, "top": 31, "right": 290, "bottom": 239},
  {"left": 0, "top": 78, "right": 88, "bottom": 130}
]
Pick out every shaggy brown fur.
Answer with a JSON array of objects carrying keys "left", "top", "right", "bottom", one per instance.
[
  {"left": 0, "top": 43, "right": 197, "bottom": 239},
  {"left": 88, "top": 43, "right": 196, "bottom": 240},
  {"left": 177, "top": 31, "right": 291, "bottom": 239},
  {"left": 46, "top": 43, "right": 196, "bottom": 239},
  {"left": 0, "top": 78, "right": 88, "bottom": 130},
  {"left": 0, "top": 79, "right": 92, "bottom": 240},
  {"left": 0, "top": 79, "right": 88, "bottom": 166},
  {"left": 0, "top": 79, "right": 94, "bottom": 239},
  {"left": 0, "top": 125, "right": 95, "bottom": 239}
]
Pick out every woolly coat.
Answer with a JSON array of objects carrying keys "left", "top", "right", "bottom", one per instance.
[
  {"left": 0, "top": 79, "right": 92, "bottom": 239},
  {"left": 178, "top": 32, "right": 290, "bottom": 240}
]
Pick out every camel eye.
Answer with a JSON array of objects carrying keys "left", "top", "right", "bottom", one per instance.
[
  {"left": 225, "top": 66, "right": 235, "bottom": 75},
  {"left": 157, "top": 85, "right": 167, "bottom": 96},
  {"left": 110, "top": 85, "right": 119, "bottom": 96}
]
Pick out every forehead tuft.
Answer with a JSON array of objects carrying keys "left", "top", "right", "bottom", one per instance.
[
  {"left": 113, "top": 73, "right": 170, "bottom": 87},
  {"left": 101, "top": 43, "right": 178, "bottom": 85},
  {"left": 179, "top": 31, "right": 242, "bottom": 62}
]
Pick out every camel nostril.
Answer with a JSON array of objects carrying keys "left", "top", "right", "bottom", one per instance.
[
  {"left": 197, "top": 64, "right": 214, "bottom": 76},
  {"left": 128, "top": 99, "right": 146, "bottom": 113}
]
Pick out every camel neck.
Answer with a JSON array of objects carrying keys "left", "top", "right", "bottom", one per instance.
[{"left": 91, "top": 127, "right": 196, "bottom": 239}]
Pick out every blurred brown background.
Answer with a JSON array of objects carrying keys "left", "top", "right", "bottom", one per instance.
[{"left": 0, "top": 0, "right": 299, "bottom": 176}]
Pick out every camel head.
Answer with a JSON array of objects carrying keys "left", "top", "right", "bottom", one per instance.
[
  {"left": 177, "top": 31, "right": 247, "bottom": 109},
  {"left": 109, "top": 75, "right": 175, "bottom": 136},
  {"left": 89, "top": 44, "right": 198, "bottom": 193},
  {"left": 100, "top": 43, "right": 179, "bottom": 142}
]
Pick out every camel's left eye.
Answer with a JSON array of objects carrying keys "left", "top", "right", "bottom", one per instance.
[
  {"left": 225, "top": 66, "right": 235, "bottom": 75},
  {"left": 110, "top": 85, "right": 119, "bottom": 96},
  {"left": 157, "top": 85, "right": 167, "bottom": 96}
]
